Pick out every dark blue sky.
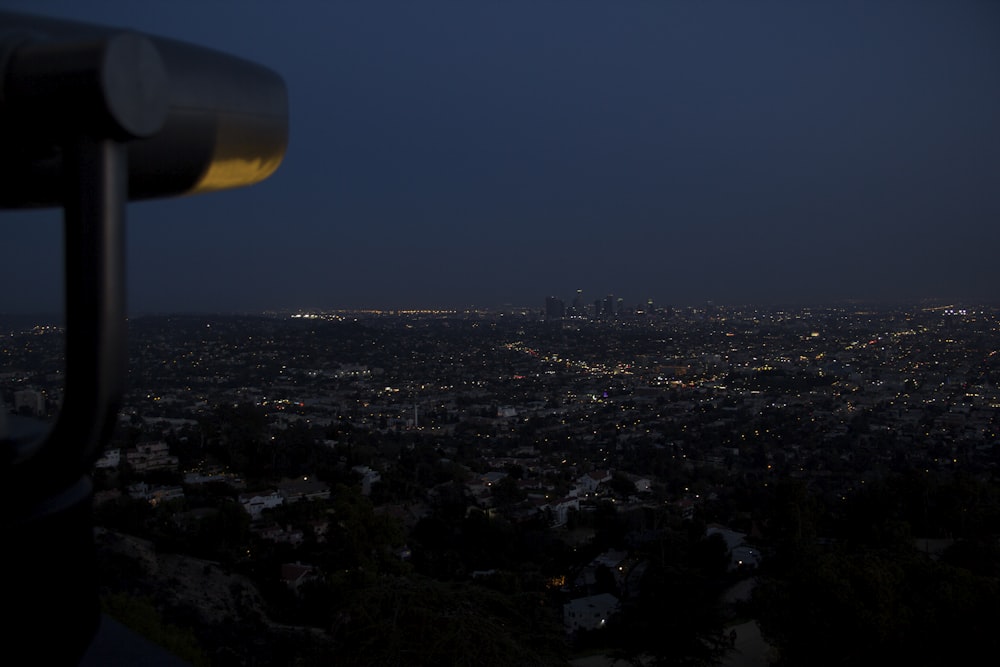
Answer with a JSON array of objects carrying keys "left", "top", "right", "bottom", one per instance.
[{"left": 2, "top": 1, "right": 1000, "bottom": 314}]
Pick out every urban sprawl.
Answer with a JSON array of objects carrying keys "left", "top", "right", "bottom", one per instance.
[{"left": 3, "top": 299, "right": 999, "bottom": 664}]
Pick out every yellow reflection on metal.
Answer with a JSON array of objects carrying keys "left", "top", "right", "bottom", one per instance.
[
  {"left": 194, "top": 154, "right": 283, "bottom": 193},
  {"left": 191, "top": 111, "right": 287, "bottom": 193}
]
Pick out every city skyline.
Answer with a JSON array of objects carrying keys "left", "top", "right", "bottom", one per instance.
[{"left": 2, "top": 1, "right": 1000, "bottom": 315}]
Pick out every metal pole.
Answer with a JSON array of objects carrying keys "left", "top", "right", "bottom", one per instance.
[
  {"left": 55, "top": 135, "right": 128, "bottom": 477},
  {"left": 5, "top": 135, "right": 128, "bottom": 666}
]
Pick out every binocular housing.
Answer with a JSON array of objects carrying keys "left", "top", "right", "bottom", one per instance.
[
  {"left": 0, "top": 10, "right": 288, "bottom": 208},
  {"left": 0, "top": 11, "right": 288, "bottom": 664}
]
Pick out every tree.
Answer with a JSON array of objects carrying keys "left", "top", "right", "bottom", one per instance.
[
  {"left": 332, "top": 575, "right": 566, "bottom": 666},
  {"left": 609, "top": 559, "right": 730, "bottom": 666},
  {"left": 491, "top": 475, "right": 526, "bottom": 510},
  {"left": 607, "top": 472, "right": 637, "bottom": 499},
  {"left": 101, "top": 592, "right": 210, "bottom": 666},
  {"left": 753, "top": 474, "right": 1000, "bottom": 666},
  {"left": 599, "top": 526, "right": 731, "bottom": 667},
  {"left": 754, "top": 542, "right": 1000, "bottom": 666}
]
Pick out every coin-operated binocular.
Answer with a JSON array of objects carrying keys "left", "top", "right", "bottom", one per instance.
[{"left": 0, "top": 11, "right": 287, "bottom": 663}]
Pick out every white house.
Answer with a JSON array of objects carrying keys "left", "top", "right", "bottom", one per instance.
[
  {"left": 239, "top": 490, "right": 284, "bottom": 518},
  {"left": 125, "top": 441, "right": 178, "bottom": 472},
  {"left": 576, "top": 469, "right": 612, "bottom": 495},
  {"left": 94, "top": 448, "right": 121, "bottom": 469},
  {"left": 279, "top": 476, "right": 332, "bottom": 503},
  {"left": 563, "top": 593, "right": 620, "bottom": 634},
  {"left": 546, "top": 496, "right": 580, "bottom": 527},
  {"left": 351, "top": 466, "right": 382, "bottom": 496}
]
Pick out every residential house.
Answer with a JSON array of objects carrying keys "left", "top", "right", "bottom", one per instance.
[
  {"left": 351, "top": 466, "right": 381, "bottom": 496},
  {"left": 94, "top": 448, "right": 121, "bottom": 469},
  {"left": 279, "top": 476, "right": 331, "bottom": 503},
  {"left": 563, "top": 593, "right": 620, "bottom": 634},
  {"left": 125, "top": 441, "right": 178, "bottom": 472},
  {"left": 576, "top": 469, "right": 612, "bottom": 495},
  {"left": 706, "top": 523, "right": 761, "bottom": 571},
  {"left": 280, "top": 562, "right": 317, "bottom": 591},
  {"left": 239, "top": 490, "right": 284, "bottom": 518}
]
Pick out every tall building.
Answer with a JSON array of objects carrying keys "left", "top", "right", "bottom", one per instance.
[
  {"left": 570, "top": 289, "right": 584, "bottom": 316},
  {"left": 545, "top": 296, "right": 565, "bottom": 320}
]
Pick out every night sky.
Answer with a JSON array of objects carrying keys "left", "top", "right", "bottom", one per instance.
[{"left": 2, "top": 1, "right": 999, "bottom": 314}]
